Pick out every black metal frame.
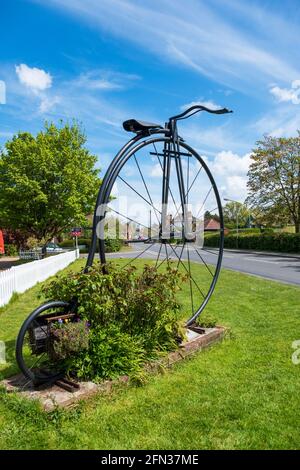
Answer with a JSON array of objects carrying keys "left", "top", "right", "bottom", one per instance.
[
  {"left": 86, "top": 105, "right": 231, "bottom": 272},
  {"left": 16, "top": 104, "right": 232, "bottom": 385}
]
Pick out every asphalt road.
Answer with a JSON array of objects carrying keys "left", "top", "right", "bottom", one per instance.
[{"left": 98, "top": 243, "right": 300, "bottom": 286}]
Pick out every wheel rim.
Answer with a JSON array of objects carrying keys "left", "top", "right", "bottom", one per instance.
[
  {"left": 16, "top": 301, "right": 71, "bottom": 385},
  {"left": 95, "top": 137, "right": 224, "bottom": 325}
]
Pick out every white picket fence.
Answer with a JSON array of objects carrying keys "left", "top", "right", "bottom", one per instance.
[{"left": 0, "top": 249, "right": 79, "bottom": 307}]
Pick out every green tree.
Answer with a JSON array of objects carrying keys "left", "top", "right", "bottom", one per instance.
[
  {"left": 0, "top": 122, "right": 100, "bottom": 251},
  {"left": 223, "top": 202, "right": 250, "bottom": 229},
  {"left": 246, "top": 134, "right": 300, "bottom": 233},
  {"left": 204, "top": 210, "right": 220, "bottom": 222}
]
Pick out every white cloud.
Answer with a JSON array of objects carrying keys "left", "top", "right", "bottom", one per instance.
[
  {"left": 39, "top": 95, "right": 60, "bottom": 113},
  {"left": 270, "top": 80, "right": 300, "bottom": 105},
  {"left": 211, "top": 150, "right": 251, "bottom": 176},
  {"left": 74, "top": 71, "right": 140, "bottom": 91},
  {"left": 15, "top": 64, "right": 52, "bottom": 91},
  {"left": 223, "top": 175, "right": 248, "bottom": 201},
  {"left": 208, "top": 150, "right": 251, "bottom": 202},
  {"left": 150, "top": 163, "right": 162, "bottom": 177},
  {"left": 254, "top": 104, "right": 300, "bottom": 138},
  {"left": 33, "top": 0, "right": 300, "bottom": 90},
  {"left": 14, "top": 63, "right": 58, "bottom": 114},
  {"left": 180, "top": 99, "right": 221, "bottom": 111}
]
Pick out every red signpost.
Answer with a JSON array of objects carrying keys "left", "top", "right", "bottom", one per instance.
[
  {"left": 0, "top": 230, "right": 4, "bottom": 254},
  {"left": 71, "top": 227, "right": 82, "bottom": 250}
]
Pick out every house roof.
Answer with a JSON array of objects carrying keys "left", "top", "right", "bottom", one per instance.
[{"left": 204, "top": 218, "right": 221, "bottom": 230}]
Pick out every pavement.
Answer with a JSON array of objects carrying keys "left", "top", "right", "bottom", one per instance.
[
  {"left": 82, "top": 243, "right": 300, "bottom": 286},
  {"left": 0, "top": 256, "right": 20, "bottom": 270}
]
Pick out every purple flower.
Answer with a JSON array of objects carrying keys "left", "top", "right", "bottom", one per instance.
[
  {"left": 58, "top": 318, "right": 63, "bottom": 324},
  {"left": 85, "top": 321, "right": 91, "bottom": 328}
]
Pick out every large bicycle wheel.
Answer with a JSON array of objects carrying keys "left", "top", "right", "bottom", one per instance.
[
  {"left": 95, "top": 136, "right": 224, "bottom": 326},
  {"left": 16, "top": 300, "right": 72, "bottom": 386}
]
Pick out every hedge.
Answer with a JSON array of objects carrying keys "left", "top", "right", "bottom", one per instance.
[
  {"left": 59, "top": 237, "right": 123, "bottom": 253},
  {"left": 3, "top": 244, "right": 19, "bottom": 256},
  {"left": 204, "top": 232, "right": 300, "bottom": 253}
]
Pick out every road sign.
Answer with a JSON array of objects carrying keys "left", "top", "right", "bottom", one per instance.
[{"left": 71, "top": 227, "right": 82, "bottom": 237}]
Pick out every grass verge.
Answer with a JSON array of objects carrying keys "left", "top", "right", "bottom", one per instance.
[{"left": 0, "top": 259, "right": 299, "bottom": 449}]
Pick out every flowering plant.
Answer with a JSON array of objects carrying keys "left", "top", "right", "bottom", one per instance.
[{"left": 48, "top": 320, "right": 89, "bottom": 361}]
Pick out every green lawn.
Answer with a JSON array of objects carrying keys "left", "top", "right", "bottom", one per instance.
[{"left": 0, "top": 258, "right": 300, "bottom": 449}]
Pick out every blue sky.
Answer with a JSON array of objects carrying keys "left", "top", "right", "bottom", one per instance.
[{"left": 1, "top": 0, "right": 300, "bottom": 202}]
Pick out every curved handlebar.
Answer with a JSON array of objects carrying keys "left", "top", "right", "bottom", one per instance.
[{"left": 169, "top": 105, "right": 233, "bottom": 122}]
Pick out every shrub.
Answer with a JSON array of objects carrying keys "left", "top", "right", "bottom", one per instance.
[
  {"left": 4, "top": 244, "right": 18, "bottom": 256},
  {"left": 229, "top": 228, "right": 261, "bottom": 234},
  {"left": 71, "top": 324, "right": 145, "bottom": 381},
  {"left": 104, "top": 238, "right": 122, "bottom": 252},
  {"left": 195, "top": 313, "right": 217, "bottom": 328},
  {"left": 78, "top": 237, "right": 91, "bottom": 248},
  {"left": 60, "top": 237, "right": 123, "bottom": 253},
  {"left": 58, "top": 239, "right": 75, "bottom": 248},
  {"left": 204, "top": 232, "right": 300, "bottom": 253},
  {"left": 49, "top": 320, "right": 90, "bottom": 361},
  {"left": 41, "top": 263, "right": 186, "bottom": 380}
]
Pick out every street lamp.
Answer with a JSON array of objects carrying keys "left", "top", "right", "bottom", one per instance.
[{"left": 224, "top": 197, "right": 240, "bottom": 248}]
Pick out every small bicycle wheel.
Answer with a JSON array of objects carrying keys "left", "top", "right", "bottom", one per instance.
[
  {"left": 95, "top": 136, "right": 224, "bottom": 326},
  {"left": 15, "top": 300, "right": 72, "bottom": 385}
]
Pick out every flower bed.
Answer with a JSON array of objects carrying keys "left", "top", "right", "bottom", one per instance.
[{"left": 41, "top": 263, "right": 187, "bottom": 382}]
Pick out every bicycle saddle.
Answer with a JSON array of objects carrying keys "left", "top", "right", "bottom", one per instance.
[{"left": 123, "top": 119, "right": 162, "bottom": 133}]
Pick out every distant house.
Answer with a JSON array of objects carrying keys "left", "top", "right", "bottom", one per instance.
[
  {"left": 204, "top": 218, "right": 221, "bottom": 231},
  {"left": 204, "top": 218, "right": 229, "bottom": 234}
]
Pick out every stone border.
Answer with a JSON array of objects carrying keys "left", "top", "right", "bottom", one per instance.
[{"left": 1, "top": 326, "right": 226, "bottom": 411}]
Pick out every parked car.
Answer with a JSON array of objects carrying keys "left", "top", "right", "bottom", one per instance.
[{"left": 45, "top": 242, "right": 64, "bottom": 252}]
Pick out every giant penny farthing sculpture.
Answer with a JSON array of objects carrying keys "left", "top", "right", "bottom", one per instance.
[{"left": 16, "top": 105, "right": 232, "bottom": 385}]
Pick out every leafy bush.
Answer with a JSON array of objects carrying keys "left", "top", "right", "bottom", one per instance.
[
  {"left": 49, "top": 321, "right": 90, "bottom": 361},
  {"left": 5, "top": 244, "right": 18, "bottom": 256},
  {"left": 229, "top": 228, "right": 261, "bottom": 234},
  {"left": 78, "top": 237, "right": 91, "bottom": 247},
  {"left": 71, "top": 324, "right": 145, "bottom": 381},
  {"left": 41, "top": 263, "right": 186, "bottom": 381},
  {"left": 60, "top": 237, "right": 123, "bottom": 253},
  {"left": 104, "top": 238, "right": 122, "bottom": 252},
  {"left": 58, "top": 239, "right": 75, "bottom": 248},
  {"left": 204, "top": 232, "right": 300, "bottom": 253},
  {"left": 195, "top": 313, "right": 217, "bottom": 328}
]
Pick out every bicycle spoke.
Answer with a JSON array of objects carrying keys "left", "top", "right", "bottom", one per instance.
[
  {"left": 171, "top": 164, "right": 204, "bottom": 223},
  {"left": 117, "top": 174, "right": 162, "bottom": 215},
  {"left": 196, "top": 186, "right": 213, "bottom": 219},
  {"left": 167, "top": 243, "right": 205, "bottom": 298},
  {"left": 152, "top": 143, "right": 180, "bottom": 216},
  {"left": 187, "top": 244, "right": 194, "bottom": 315},
  {"left": 27, "top": 352, "right": 48, "bottom": 371},
  {"left": 186, "top": 165, "right": 203, "bottom": 199},
  {"left": 133, "top": 154, "right": 160, "bottom": 225},
  {"left": 121, "top": 242, "right": 155, "bottom": 269},
  {"left": 156, "top": 246, "right": 169, "bottom": 269},
  {"left": 155, "top": 243, "right": 163, "bottom": 267},
  {"left": 107, "top": 207, "right": 150, "bottom": 232},
  {"left": 193, "top": 248, "right": 214, "bottom": 277},
  {"left": 176, "top": 242, "right": 186, "bottom": 270},
  {"left": 205, "top": 206, "right": 218, "bottom": 214},
  {"left": 32, "top": 319, "right": 48, "bottom": 337}
]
